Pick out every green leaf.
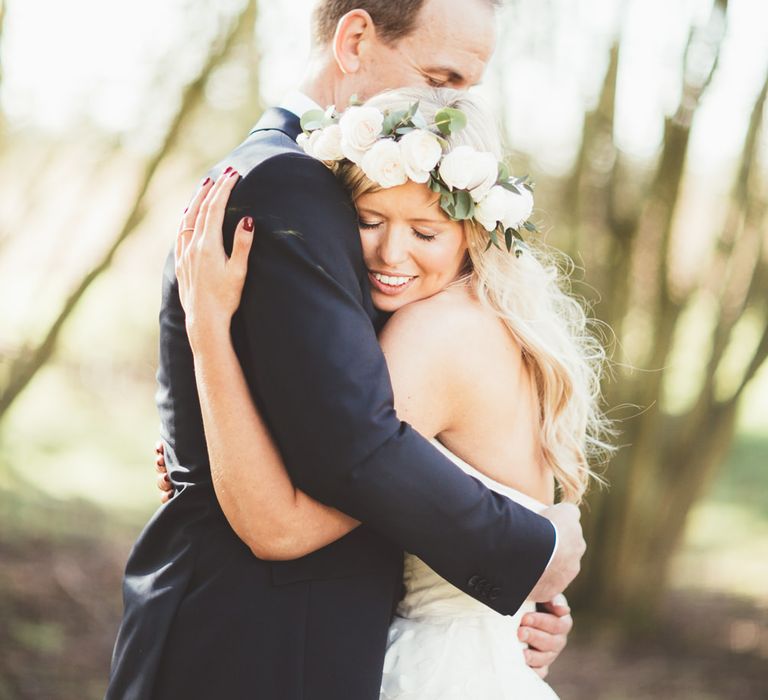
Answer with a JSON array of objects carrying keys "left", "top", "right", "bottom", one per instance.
[
  {"left": 300, "top": 109, "right": 327, "bottom": 131},
  {"left": 497, "top": 162, "right": 510, "bottom": 182},
  {"left": 428, "top": 176, "right": 443, "bottom": 194},
  {"left": 504, "top": 228, "right": 513, "bottom": 251},
  {"left": 302, "top": 120, "right": 324, "bottom": 132},
  {"left": 488, "top": 227, "right": 501, "bottom": 250},
  {"left": 412, "top": 112, "right": 429, "bottom": 130},
  {"left": 523, "top": 220, "right": 537, "bottom": 233},
  {"left": 440, "top": 191, "right": 456, "bottom": 218},
  {"left": 384, "top": 108, "right": 412, "bottom": 135},
  {"left": 499, "top": 180, "right": 521, "bottom": 194},
  {"left": 434, "top": 107, "right": 467, "bottom": 136},
  {"left": 405, "top": 101, "right": 420, "bottom": 121},
  {"left": 395, "top": 126, "right": 416, "bottom": 135},
  {"left": 453, "top": 190, "right": 475, "bottom": 220}
]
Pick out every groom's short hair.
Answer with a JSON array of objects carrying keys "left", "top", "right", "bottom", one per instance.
[{"left": 312, "top": 0, "right": 499, "bottom": 46}]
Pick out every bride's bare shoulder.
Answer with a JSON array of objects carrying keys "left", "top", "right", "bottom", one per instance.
[{"left": 380, "top": 285, "right": 513, "bottom": 356}]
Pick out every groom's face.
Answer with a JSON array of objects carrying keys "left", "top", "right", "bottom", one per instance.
[{"left": 353, "top": 0, "right": 496, "bottom": 99}]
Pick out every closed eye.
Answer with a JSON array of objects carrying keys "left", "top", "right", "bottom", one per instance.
[
  {"left": 358, "top": 220, "right": 382, "bottom": 230},
  {"left": 413, "top": 229, "right": 436, "bottom": 242}
]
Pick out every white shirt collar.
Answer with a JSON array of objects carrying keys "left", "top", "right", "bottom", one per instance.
[{"left": 279, "top": 91, "right": 323, "bottom": 119}]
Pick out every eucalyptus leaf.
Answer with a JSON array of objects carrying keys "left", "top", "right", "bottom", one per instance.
[
  {"left": 429, "top": 177, "right": 443, "bottom": 194},
  {"left": 505, "top": 228, "right": 513, "bottom": 251},
  {"left": 523, "top": 221, "right": 537, "bottom": 233},
  {"left": 498, "top": 162, "right": 510, "bottom": 182},
  {"left": 499, "top": 180, "right": 521, "bottom": 195},
  {"left": 395, "top": 126, "right": 416, "bottom": 135},
  {"left": 434, "top": 107, "right": 467, "bottom": 136},
  {"left": 405, "top": 101, "right": 420, "bottom": 120},
  {"left": 411, "top": 112, "right": 429, "bottom": 130},
  {"left": 440, "top": 191, "right": 456, "bottom": 217},
  {"left": 453, "top": 190, "right": 475, "bottom": 220},
  {"left": 300, "top": 110, "right": 327, "bottom": 131}
]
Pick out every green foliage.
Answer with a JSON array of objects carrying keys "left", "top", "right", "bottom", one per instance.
[{"left": 434, "top": 107, "right": 467, "bottom": 136}]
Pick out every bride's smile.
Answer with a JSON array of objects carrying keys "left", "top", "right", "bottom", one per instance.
[{"left": 356, "top": 180, "right": 468, "bottom": 312}]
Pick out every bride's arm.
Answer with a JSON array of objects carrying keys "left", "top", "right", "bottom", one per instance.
[{"left": 177, "top": 175, "right": 359, "bottom": 560}]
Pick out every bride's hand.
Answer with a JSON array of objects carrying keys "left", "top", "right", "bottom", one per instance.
[{"left": 175, "top": 170, "right": 254, "bottom": 348}]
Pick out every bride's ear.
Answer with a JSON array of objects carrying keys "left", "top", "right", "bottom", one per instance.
[{"left": 332, "top": 9, "right": 375, "bottom": 75}]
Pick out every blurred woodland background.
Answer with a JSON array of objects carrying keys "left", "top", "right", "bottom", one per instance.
[{"left": 0, "top": 0, "right": 767, "bottom": 698}]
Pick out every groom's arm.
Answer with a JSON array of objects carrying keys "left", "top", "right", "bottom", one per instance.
[{"left": 226, "top": 152, "right": 559, "bottom": 614}]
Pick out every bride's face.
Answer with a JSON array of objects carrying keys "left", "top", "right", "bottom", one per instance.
[{"left": 356, "top": 181, "right": 468, "bottom": 313}]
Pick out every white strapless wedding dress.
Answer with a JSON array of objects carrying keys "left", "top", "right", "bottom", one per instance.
[{"left": 380, "top": 440, "right": 560, "bottom": 699}]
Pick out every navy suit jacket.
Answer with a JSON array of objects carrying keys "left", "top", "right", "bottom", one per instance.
[{"left": 106, "top": 108, "right": 556, "bottom": 700}]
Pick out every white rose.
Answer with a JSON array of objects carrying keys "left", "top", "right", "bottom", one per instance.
[
  {"left": 474, "top": 185, "right": 511, "bottom": 232},
  {"left": 399, "top": 129, "right": 443, "bottom": 183},
  {"left": 438, "top": 146, "right": 499, "bottom": 202},
  {"left": 467, "top": 151, "right": 499, "bottom": 202},
  {"left": 340, "top": 106, "right": 384, "bottom": 164},
  {"left": 475, "top": 185, "right": 535, "bottom": 232},
  {"left": 500, "top": 186, "right": 534, "bottom": 230},
  {"left": 360, "top": 139, "right": 408, "bottom": 188},
  {"left": 297, "top": 130, "right": 321, "bottom": 157},
  {"left": 312, "top": 124, "right": 344, "bottom": 161}
]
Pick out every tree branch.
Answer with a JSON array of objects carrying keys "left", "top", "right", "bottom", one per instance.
[{"left": 0, "top": 1, "right": 258, "bottom": 421}]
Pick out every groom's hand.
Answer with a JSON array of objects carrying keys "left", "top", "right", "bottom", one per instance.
[
  {"left": 155, "top": 442, "right": 174, "bottom": 503},
  {"left": 529, "top": 503, "right": 585, "bottom": 602},
  {"left": 518, "top": 594, "right": 573, "bottom": 679}
]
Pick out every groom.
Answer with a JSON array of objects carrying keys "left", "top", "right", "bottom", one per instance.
[{"left": 110, "top": 1, "right": 582, "bottom": 698}]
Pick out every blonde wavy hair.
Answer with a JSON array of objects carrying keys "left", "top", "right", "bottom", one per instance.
[{"left": 333, "top": 87, "right": 613, "bottom": 504}]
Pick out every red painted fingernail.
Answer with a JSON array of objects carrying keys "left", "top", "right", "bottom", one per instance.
[
  {"left": 183, "top": 206, "right": 188, "bottom": 214},
  {"left": 163, "top": 474, "right": 170, "bottom": 483},
  {"left": 202, "top": 177, "right": 211, "bottom": 186},
  {"left": 223, "top": 166, "right": 233, "bottom": 175},
  {"left": 243, "top": 216, "right": 254, "bottom": 232},
  {"left": 228, "top": 169, "right": 239, "bottom": 178}
]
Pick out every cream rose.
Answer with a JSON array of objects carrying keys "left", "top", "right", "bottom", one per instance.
[
  {"left": 475, "top": 185, "right": 535, "bottom": 232},
  {"left": 474, "top": 186, "right": 511, "bottom": 232},
  {"left": 340, "top": 106, "right": 384, "bottom": 164},
  {"left": 399, "top": 129, "right": 443, "bottom": 183},
  {"left": 500, "top": 186, "right": 534, "bottom": 230},
  {"left": 467, "top": 151, "right": 499, "bottom": 202},
  {"left": 297, "top": 130, "right": 321, "bottom": 157},
  {"left": 360, "top": 139, "right": 407, "bottom": 188},
  {"left": 311, "top": 124, "right": 344, "bottom": 161},
  {"left": 438, "top": 146, "right": 499, "bottom": 202}
]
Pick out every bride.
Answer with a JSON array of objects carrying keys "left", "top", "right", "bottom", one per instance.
[{"left": 173, "top": 87, "right": 610, "bottom": 698}]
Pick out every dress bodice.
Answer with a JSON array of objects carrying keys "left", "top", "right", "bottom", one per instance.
[
  {"left": 381, "top": 441, "right": 560, "bottom": 698},
  {"left": 396, "top": 439, "right": 547, "bottom": 621}
]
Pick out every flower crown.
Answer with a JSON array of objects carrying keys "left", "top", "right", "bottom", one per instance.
[{"left": 297, "top": 102, "right": 538, "bottom": 256}]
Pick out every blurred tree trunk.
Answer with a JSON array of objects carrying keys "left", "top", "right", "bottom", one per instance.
[
  {"left": 0, "top": 0, "right": 260, "bottom": 423},
  {"left": 561, "top": 0, "right": 768, "bottom": 623}
]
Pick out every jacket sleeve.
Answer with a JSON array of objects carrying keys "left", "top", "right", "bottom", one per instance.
[{"left": 224, "top": 151, "right": 556, "bottom": 615}]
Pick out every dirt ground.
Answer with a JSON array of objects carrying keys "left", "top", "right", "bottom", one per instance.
[{"left": 1, "top": 516, "right": 766, "bottom": 700}]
